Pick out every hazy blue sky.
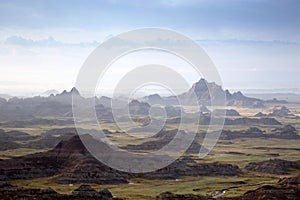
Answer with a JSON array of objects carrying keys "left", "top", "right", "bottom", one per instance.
[{"left": 0, "top": 0, "right": 300, "bottom": 95}]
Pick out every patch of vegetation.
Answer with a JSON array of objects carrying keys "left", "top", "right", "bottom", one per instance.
[{"left": 10, "top": 172, "right": 289, "bottom": 200}]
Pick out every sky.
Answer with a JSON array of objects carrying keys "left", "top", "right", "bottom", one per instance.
[{"left": 0, "top": 0, "right": 300, "bottom": 96}]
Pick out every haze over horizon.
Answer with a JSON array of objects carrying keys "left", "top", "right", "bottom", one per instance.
[{"left": 0, "top": 0, "right": 300, "bottom": 96}]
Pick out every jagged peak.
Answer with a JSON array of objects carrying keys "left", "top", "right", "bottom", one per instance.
[
  {"left": 53, "top": 135, "right": 87, "bottom": 154},
  {"left": 99, "top": 96, "right": 111, "bottom": 100},
  {"left": 70, "top": 87, "right": 80, "bottom": 95},
  {"left": 232, "top": 91, "right": 245, "bottom": 98},
  {"left": 58, "top": 87, "right": 80, "bottom": 96},
  {"left": 148, "top": 93, "right": 161, "bottom": 98},
  {"left": 192, "top": 78, "right": 207, "bottom": 88},
  {"left": 130, "top": 99, "right": 140, "bottom": 104},
  {"left": 192, "top": 78, "right": 223, "bottom": 90},
  {"left": 225, "top": 89, "right": 231, "bottom": 95},
  {"left": 197, "top": 78, "right": 207, "bottom": 83}
]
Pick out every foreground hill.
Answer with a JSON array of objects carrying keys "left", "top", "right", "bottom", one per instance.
[
  {"left": 0, "top": 183, "right": 121, "bottom": 200},
  {"left": 0, "top": 135, "right": 240, "bottom": 184}
]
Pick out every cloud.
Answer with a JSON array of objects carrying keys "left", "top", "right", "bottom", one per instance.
[
  {"left": 4, "top": 36, "right": 61, "bottom": 46},
  {"left": 3, "top": 36, "right": 100, "bottom": 47},
  {"left": 197, "top": 39, "right": 299, "bottom": 47},
  {"left": 4, "top": 34, "right": 298, "bottom": 49}
]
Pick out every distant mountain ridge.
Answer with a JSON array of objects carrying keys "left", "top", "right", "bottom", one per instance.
[
  {"left": 144, "top": 78, "right": 265, "bottom": 107},
  {"left": 0, "top": 79, "right": 282, "bottom": 121},
  {"left": 39, "top": 89, "right": 60, "bottom": 97}
]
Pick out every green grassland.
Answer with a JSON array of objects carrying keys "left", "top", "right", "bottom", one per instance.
[
  {"left": 10, "top": 172, "right": 294, "bottom": 200},
  {"left": 3, "top": 103, "right": 300, "bottom": 199},
  {"left": 7, "top": 134, "right": 300, "bottom": 199},
  {"left": 0, "top": 148, "right": 49, "bottom": 159}
]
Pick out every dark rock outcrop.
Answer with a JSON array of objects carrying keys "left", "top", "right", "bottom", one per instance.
[
  {"left": 0, "top": 134, "right": 240, "bottom": 184},
  {"left": 156, "top": 174, "right": 300, "bottom": 200},
  {"left": 0, "top": 118, "right": 74, "bottom": 128},
  {"left": 240, "top": 174, "right": 300, "bottom": 200},
  {"left": 220, "top": 127, "right": 265, "bottom": 140},
  {"left": 271, "top": 125, "right": 299, "bottom": 138},
  {"left": 219, "top": 125, "right": 300, "bottom": 140},
  {"left": 165, "top": 106, "right": 183, "bottom": 117},
  {"left": 141, "top": 160, "right": 240, "bottom": 180},
  {"left": 167, "top": 115, "right": 281, "bottom": 126},
  {"left": 269, "top": 106, "right": 294, "bottom": 117},
  {"left": 0, "top": 182, "right": 120, "bottom": 200},
  {"left": 212, "top": 109, "right": 240, "bottom": 116},
  {"left": 225, "top": 117, "right": 281, "bottom": 125},
  {"left": 264, "top": 98, "right": 288, "bottom": 104},
  {"left": 0, "top": 130, "right": 37, "bottom": 150},
  {"left": 0, "top": 135, "right": 128, "bottom": 184},
  {"left": 156, "top": 192, "right": 208, "bottom": 200},
  {"left": 226, "top": 91, "right": 264, "bottom": 108},
  {"left": 245, "top": 159, "right": 300, "bottom": 174},
  {"left": 129, "top": 100, "right": 150, "bottom": 115},
  {"left": 178, "top": 79, "right": 264, "bottom": 107},
  {"left": 254, "top": 112, "right": 267, "bottom": 117},
  {"left": 123, "top": 129, "right": 206, "bottom": 154},
  {"left": 143, "top": 94, "right": 165, "bottom": 105},
  {"left": 0, "top": 80, "right": 266, "bottom": 123}
]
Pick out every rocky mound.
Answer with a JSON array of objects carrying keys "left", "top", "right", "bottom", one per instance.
[
  {"left": 247, "top": 127, "right": 264, "bottom": 134},
  {"left": 156, "top": 174, "right": 300, "bottom": 200},
  {"left": 225, "top": 117, "right": 281, "bottom": 125},
  {"left": 95, "top": 104, "right": 114, "bottom": 121},
  {"left": 0, "top": 135, "right": 128, "bottom": 184},
  {"left": 240, "top": 174, "right": 300, "bottom": 200},
  {"left": 143, "top": 160, "right": 240, "bottom": 180},
  {"left": 0, "top": 129, "right": 37, "bottom": 150},
  {"left": 123, "top": 137, "right": 204, "bottom": 154},
  {"left": 269, "top": 106, "right": 294, "bottom": 117},
  {"left": 143, "top": 94, "right": 165, "bottom": 105},
  {"left": 220, "top": 127, "right": 265, "bottom": 140},
  {"left": 0, "top": 133, "right": 21, "bottom": 150},
  {"left": 0, "top": 118, "right": 74, "bottom": 128},
  {"left": 245, "top": 159, "right": 300, "bottom": 174},
  {"left": 156, "top": 192, "right": 207, "bottom": 200},
  {"left": 23, "top": 128, "right": 106, "bottom": 149},
  {"left": 212, "top": 109, "right": 240, "bottom": 116},
  {"left": 0, "top": 80, "right": 266, "bottom": 123},
  {"left": 165, "top": 106, "right": 183, "bottom": 117},
  {"left": 271, "top": 125, "right": 299, "bottom": 138},
  {"left": 254, "top": 112, "right": 267, "bottom": 117},
  {"left": 0, "top": 134, "right": 240, "bottom": 184},
  {"left": 264, "top": 98, "right": 288, "bottom": 104},
  {"left": 166, "top": 116, "right": 282, "bottom": 126},
  {"left": 0, "top": 128, "right": 89, "bottom": 150},
  {"left": 220, "top": 125, "right": 300, "bottom": 140},
  {"left": 123, "top": 129, "right": 206, "bottom": 154},
  {"left": 129, "top": 100, "right": 150, "bottom": 115},
  {"left": 178, "top": 79, "right": 264, "bottom": 108},
  {"left": 0, "top": 88, "right": 107, "bottom": 122},
  {"left": 0, "top": 182, "right": 121, "bottom": 200},
  {"left": 0, "top": 97, "right": 6, "bottom": 105},
  {"left": 226, "top": 91, "right": 264, "bottom": 108}
]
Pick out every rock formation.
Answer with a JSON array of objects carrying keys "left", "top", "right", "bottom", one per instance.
[
  {"left": 156, "top": 173, "right": 300, "bottom": 200},
  {"left": 0, "top": 182, "right": 121, "bottom": 200},
  {"left": 245, "top": 159, "right": 300, "bottom": 174},
  {"left": 0, "top": 134, "right": 240, "bottom": 184}
]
